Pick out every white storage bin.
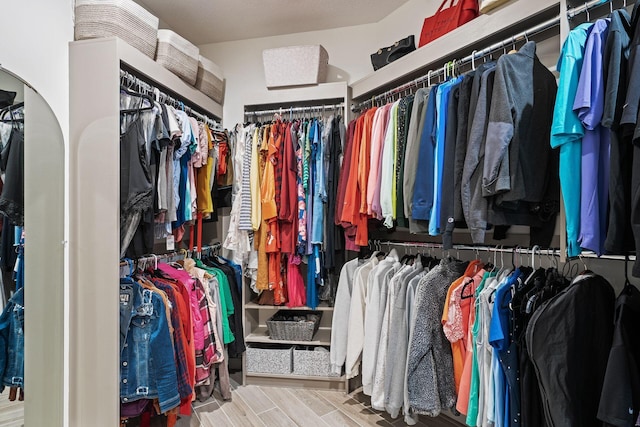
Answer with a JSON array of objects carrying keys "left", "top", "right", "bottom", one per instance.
[
  {"left": 262, "top": 45, "right": 329, "bottom": 88},
  {"left": 246, "top": 344, "right": 293, "bottom": 375},
  {"left": 75, "top": 0, "right": 159, "bottom": 59},
  {"left": 196, "top": 55, "right": 225, "bottom": 104},
  {"left": 293, "top": 346, "right": 338, "bottom": 377},
  {"left": 155, "top": 29, "right": 199, "bottom": 85}
]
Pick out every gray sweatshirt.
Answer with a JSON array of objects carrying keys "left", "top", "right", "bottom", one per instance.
[
  {"left": 384, "top": 264, "right": 425, "bottom": 418},
  {"left": 482, "top": 42, "right": 536, "bottom": 200},
  {"left": 404, "top": 273, "right": 426, "bottom": 425},
  {"left": 362, "top": 256, "right": 400, "bottom": 395},
  {"left": 461, "top": 65, "right": 497, "bottom": 243},
  {"left": 407, "top": 259, "right": 468, "bottom": 416}
]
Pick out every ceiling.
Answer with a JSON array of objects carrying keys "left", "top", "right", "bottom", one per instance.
[{"left": 135, "top": 0, "right": 410, "bottom": 45}]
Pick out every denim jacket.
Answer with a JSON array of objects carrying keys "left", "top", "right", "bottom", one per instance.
[
  {"left": 120, "top": 278, "right": 179, "bottom": 413},
  {"left": 0, "top": 287, "right": 24, "bottom": 390}
]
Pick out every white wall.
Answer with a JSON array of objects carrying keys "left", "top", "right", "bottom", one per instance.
[
  {"left": 0, "top": 0, "right": 74, "bottom": 140},
  {"left": 199, "top": 0, "right": 439, "bottom": 125}
]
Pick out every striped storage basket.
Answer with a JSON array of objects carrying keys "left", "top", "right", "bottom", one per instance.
[
  {"left": 196, "top": 55, "right": 225, "bottom": 104},
  {"left": 155, "top": 29, "right": 199, "bottom": 85},
  {"left": 74, "top": 0, "right": 159, "bottom": 59}
]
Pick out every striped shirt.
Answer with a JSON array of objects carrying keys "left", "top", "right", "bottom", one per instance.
[{"left": 238, "top": 125, "right": 254, "bottom": 230}]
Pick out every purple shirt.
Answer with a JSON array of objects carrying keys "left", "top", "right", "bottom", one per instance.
[{"left": 573, "top": 18, "right": 610, "bottom": 256}]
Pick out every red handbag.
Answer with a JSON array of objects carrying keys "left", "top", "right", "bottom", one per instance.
[{"left": 419, "top": 0, "right": 479, "bottom": 47}]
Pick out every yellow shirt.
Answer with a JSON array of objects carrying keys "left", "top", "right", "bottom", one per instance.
[{"left": 250, "top": 127, "right": 261, "bottom": 230}]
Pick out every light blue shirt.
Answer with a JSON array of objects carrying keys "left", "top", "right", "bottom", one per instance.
[
  {"left": 430, "top": 77, "right": 462, "bottom": 236},
  {"left": 311, "top": 120, "right": 325, "bottom": 244},
  {"left": 551, "top": 23, "right": 593, "bottom": 257}
]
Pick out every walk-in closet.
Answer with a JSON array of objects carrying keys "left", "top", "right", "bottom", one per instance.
[{"left": 1, "top": 0, "right": 639, "bottom": 426}]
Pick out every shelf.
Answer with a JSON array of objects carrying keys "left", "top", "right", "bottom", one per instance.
[
  {"left": 72, "top": 37, "right": 223, "bottom": 119},
  {"left": 243, "top": 82, "right": 349, "bottom": 108},
  {"left": 246, "top": 372, "right": 345, "bottom": 382},
  {"left": 245, "top": 302, "right": 334, "bottom": 311},
  {"left": 246, "top": 326, "right": 332, "bottom": 346},
  {"left": 350, "top": 0, "right": 560, "bottom": 99}
]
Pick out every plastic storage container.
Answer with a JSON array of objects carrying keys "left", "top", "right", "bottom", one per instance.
[
  {"left": 262, "top": 45, "right": 329, "bottom": 88},
  {"left": 293, "top": 346, "right": 338, "bottom": 377},
  {"left": 195, "top": 55, "right": 225, "bottom": 104},
  {"left": 266, "top": 310, "right": 322, "bottom": 342},
  {"left": 155, "top": 29, "right": 199, "bottom": 85},
  {"left": 75, "top": 0, "right": 159, "bottom": 59},
  {"left": 245, "top": 344, "right": 293, "bottom": 375}
]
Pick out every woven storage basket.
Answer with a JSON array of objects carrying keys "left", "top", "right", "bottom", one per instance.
[
  {"left": 246, "top": 344, "right": 293, "bottom": 375},
  {"left": 155, "top": 29, "right": 199, "bottom": 86},
  {"left": 266, "top": 310, "right": 322, "bottom": 341},
  {"left": 293, "top": 346, "right": 339, "bottom": 377},
  {"left": 196, "top": 55, "right": 225, "bottom": 104},
  {"left": 262, "top": 45, "right": 329, "bottom": 88},
  {"left": 75, "top": 0, "right": 159, "bottom": 59}
]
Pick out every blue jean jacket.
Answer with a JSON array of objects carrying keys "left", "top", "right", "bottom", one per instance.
[
  {"left": 0, "top": 287, "right": 24, "bottom": 390},
  {"left": 120, "top": 278, "right": 179, "bottom": 413}
]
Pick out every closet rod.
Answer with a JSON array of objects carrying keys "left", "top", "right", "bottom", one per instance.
[
  {"left": 120, "top": 242, "right": 222, "bottom": 267},
  {"left": 352, "top": 0, "right": 615, "bottom": 111},
  {"left": 370, "top": 240, "right": 562, "bottom": 256},
  {"left": 568, "top": 0, "right": 623, "bottom": 19},
  {"left": 244, "top": 103, "right": 344, "bottom": 117},
  {"left": 119, "top": 69, "right": 222, "bottom": 129},
  {"left": 371, "top": 240, "right": 637, "bottom": 261}
]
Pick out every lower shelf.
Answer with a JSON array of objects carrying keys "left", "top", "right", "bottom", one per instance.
[
  {"left": 245, "top": 371, "right": 347, "bottom": 391},
  {"left": 245, "top": 326, "right": 332, "bottom": 346},
  {"left": 246, "top": 372, "right": 345, "bottom": 382}
]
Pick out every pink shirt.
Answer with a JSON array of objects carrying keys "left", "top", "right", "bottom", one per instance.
[
  {"left": 158, "top": 263, "right": 203, "bottom": 350},
  {"left": 367, "top": 105, "right": 392, "bottom": 219}
]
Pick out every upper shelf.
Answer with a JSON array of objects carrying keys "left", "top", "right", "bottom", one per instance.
[
  {"left": 71, "top": 37, "right": 223, "bottom": 120},
  {"left": 243, "top": 82, "right": 350, "bottom": 109},
  {"left": 351, "top": 0, "right": 560, "bottom": 99}
]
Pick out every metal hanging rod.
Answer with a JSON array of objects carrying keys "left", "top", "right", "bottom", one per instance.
[
  {"left": 568, "top": 0, "right": 626, "bottom": 19},
  {"left": 370, "top": 239, "right": 562, "bottom": 256},
  {"left": 119, "top": 69, "right": 222, "bottom": 129},
  {"left": 370, "top": 240, "right": 637, "bottom": 262},
  {"left": 352, "top": 0, "right": 618, "bottom": 112},
  {"left": 244, "top": 103, "right": 344, "bottom": 118},
  {"left": 119, "top": 242, "right": 222, "bottom": 268}
]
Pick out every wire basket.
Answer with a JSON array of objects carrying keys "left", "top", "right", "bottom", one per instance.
[{"left": 266, "top": 311, "right": 322, "bottom": 342}]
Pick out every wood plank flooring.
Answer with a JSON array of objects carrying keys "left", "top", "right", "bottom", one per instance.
[
  {"left": 0, "top": 390, "right": 23, "bottom": 427},
  {"left": 180, "top": 376, "right": 466, "bottom": 427},
  {"left": 0, "top": 377, "right": 465, "bottom": 426}
]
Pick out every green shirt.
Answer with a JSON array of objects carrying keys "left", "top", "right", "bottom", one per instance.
[
  {"left": 466, "top": 270, "right": 497, "bottom": 425},
  {"left": 195, "top": 260, "right": 235, "bottom": 344}
]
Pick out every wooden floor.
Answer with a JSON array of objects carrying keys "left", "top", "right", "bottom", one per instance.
[
  {"left": 178, "top": 375, "right": 465, "bottom": 427},
  {"left": 0, "top": 391, "right": 23, "bottom": 427},
  {"left": 0, "top": 378, "right": 465, "bottom": 426}
]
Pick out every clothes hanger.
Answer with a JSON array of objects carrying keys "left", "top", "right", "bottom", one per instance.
[
  {"left": 585, "top": 2, "right": 591, "bottom": 22},
  {"left": 0, "top": 103, "right": 24, "bottom": 124},
  {"left": 120, "top": 85, "right": 154, "bottom": 114},
  {"left": 508, "top": 36, "right": 518, "bottom": 54},
  {"left": 624, "top": 254, "right": 634, "bottom": 292}
]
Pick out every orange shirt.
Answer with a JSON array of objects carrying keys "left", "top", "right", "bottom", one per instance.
[
  {"left": 442, "top": 260, "right": 483, "bottom": 392},
  {"left": 261, "top": 124, "right": 278, "bottom": 221},
  {"left": 340, "top": 115, "right": 365, "bottom": 225},
  {"left": 359, "top": 108, "right": 378, "bottom": 214}
]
